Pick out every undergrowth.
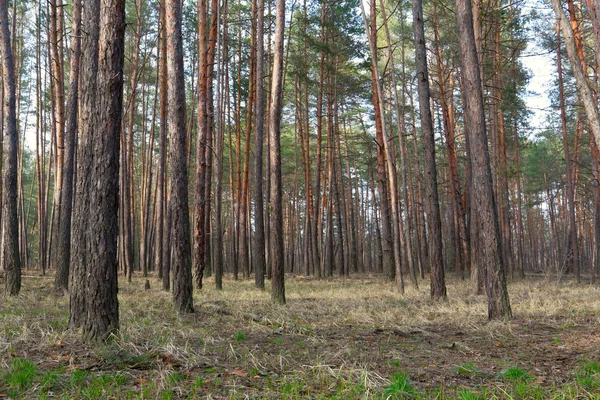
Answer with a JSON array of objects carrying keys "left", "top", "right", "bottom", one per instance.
[{"left": 1, "top": 274, "right": 600, "bottom": 398}]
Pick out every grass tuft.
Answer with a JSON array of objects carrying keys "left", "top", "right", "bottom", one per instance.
[
  {"left": 384, "top": 372, "right": 417, "bottom": 399},
  {"left": 500, "top": 366, "right": 534, "bottom": 383},
  {"left": 1, "top": 357, "right": 39, "bottom": 391}
]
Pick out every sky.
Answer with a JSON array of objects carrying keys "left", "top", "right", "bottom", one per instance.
[
  {"left": 521, "top": 0, "right": 556, "bottom": 137},
  {"left": 522, "top": 42, "right": 554, "bottom": 135}
]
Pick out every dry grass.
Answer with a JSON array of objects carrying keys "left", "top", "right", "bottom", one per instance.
[{"left": 1, "top": 273, "right": 600, "bottom": 398}]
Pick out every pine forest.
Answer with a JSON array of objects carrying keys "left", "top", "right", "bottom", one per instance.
[{"left": 1, "top": 0, "right": 600, "bottom": 397}]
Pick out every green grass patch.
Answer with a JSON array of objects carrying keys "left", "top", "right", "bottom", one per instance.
[
  {"left": 456, "top": 362, "right": 478, "bottom": 378},
  {"left": 383, "top": 372, "right": 417, "bottom": 399},
  {"left": 500, "top": 366, "right": 534, "bottom": 383},
  {"left": 1, "top": 358, "right": 40, "bottom": 391}
]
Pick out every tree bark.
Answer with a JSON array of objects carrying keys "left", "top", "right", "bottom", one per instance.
[
  {"left": 412, "top": 0, "right": 446, "bottom": 299},
  {"left": 0, "top": 0, "right": 20, "bottom": 295},
  {"left": 167, "top": 0, "right": 194, "bottom": 313},
  {"left": 269, "top": 0, "right": 285, "bottom": 305},
  {"left": 54, "top": 0, "right": 81, "bottom": 292},
  {"left": 455, "top": 0, "right": 511, "bottom": 319},
  {"left": 253, "top": 0, "right": 266, "bottom": 289},
  {"left": 69, "top": 0, "right": 125, "bottom": 342}
]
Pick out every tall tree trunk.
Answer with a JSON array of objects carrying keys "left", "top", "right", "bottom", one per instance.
[
  {"left": 167, "top": 0, "right": 194, "bottom": 313},
  {"left": 49, "top": 0, "right": 65, "bottom": 274},
  {"left": 54, "top": 0, "right": 81, "bottom": 292},
  {"left": 556, "top": 22, "right": 579, "bottom": 283},
  {"left": 0, "top": 0, "right": 20, "bottom": 295},
  {"left": 360, "top": 0, "right": 404, "bottom": 293},
  {"left": 269, "top": 0, "right": 285, "bottom": 304},
  {"left": 368, "top": 0, "right": 394, "bottom": 283},
  {"left": 253, "top": 0, "right": 266, "bottom": 289},
  {"left": 455, "top": 0, "right": 511, "bottom": 319},
  {"left": 157, "top": 0, "right": 169, "bottom": 290},
  {"left": 69, "top": 0, "right": 125, "bottom": 342},
  {"left": 412, "top": 0, "right": 446, "bottom": 299},
  {"left": 194, "top": 0, "right": 209, "bottom": 289}
]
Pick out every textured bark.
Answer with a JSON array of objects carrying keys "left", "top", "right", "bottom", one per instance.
[
  {"left": 253, "top": 0, "right": 266, "bottom": 289},
  {"left": 0, "top": 0, "right": 20, "bottom": 295},
  {"left": 69, "top": 0, "right": 125, "bottom": 342},
  {"left": 167, "top": 0, "right": 194, "bottom": 313},
  {"left": 193, "top": 0, "right": 219, "bottom": 289},
  {"left": 194, "top": 0, "right": 208, "bottom": 289},
  {"left": 269, "top": 0, "right": 285, "bottom": 305},
  {"left": 455, "top": 0, "right": 511, "bottom": 319},
  {"left": 54, "top": 0, "right": 81, "bottom": 292},
  {"left": 156, "top": 0, "right": 169, "bottom": 290},
  {"left": 49, "top": 0, "right": 65, "bottom": 275},
  {"left": 82, "top": 0, "right": 125, "bottom": 342},
  {"left": 412, "top": 0, "right": 446, "bottom": 299},
  {"left": 214, "top": 0, "right": 227, "bottom": 291}
]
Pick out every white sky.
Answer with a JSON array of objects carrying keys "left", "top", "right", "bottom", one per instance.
[
  {"left": 521, "top": 0, "right": 556, "bottom": 137},
  {"left": 522, "top": 42, "right": 554, "bottom": 135}
]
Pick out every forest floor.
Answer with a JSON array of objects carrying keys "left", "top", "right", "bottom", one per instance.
[{"left": 1, "top": 273, "right": 600, "bottom": 399}]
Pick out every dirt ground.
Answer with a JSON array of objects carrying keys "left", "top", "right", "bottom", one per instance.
[{"left": 1, "top": 273, "right": 600, "bottom": 398}]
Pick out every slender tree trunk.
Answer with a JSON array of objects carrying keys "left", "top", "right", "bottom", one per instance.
[
  {"left": 269, "top": 0, "right": 285, "bottom": 304},
  {"left": 412, "top": 0, "right": 446, "bottom": 299},
  {"left": 54, "top": 0, "right": 81, "bottom": 292},
  {"left": 49, "top": 0, "right": 65, "bottom": 274},
  {"left": 167, "top": 0, "right": 194, "bottom": 313},
  {"left": 157, "top": 0, "right": 169, "bottom": 290},
  {"left": 253, "top": 0, "right": 266, "bottom": 289},
  {"left": 360, "top": 0, "right": 404, "bottom": 293},
  {"left": 556, "top": 22, "right": 579, "bottom": 283}
]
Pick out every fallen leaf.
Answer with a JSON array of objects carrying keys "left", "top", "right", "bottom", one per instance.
[
  {"left": 135, "top": 378, "right": 148, "bottom": 386},
  {"left": 230, "top": 369, "right": 248, "bottom": 377}
]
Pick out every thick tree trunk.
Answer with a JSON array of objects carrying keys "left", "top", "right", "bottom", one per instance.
[
  {"left": 69, "top": 0, "right": 125, "bottom": 342},
  {"left": 455, "top": 0, "right": 511, "bottom": 319},
  {"left": 167, "top": 0, "right": 193, "bottom": 313},
  {"left": 0, "top": 0, "right": 21, "bottom": 295}
]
